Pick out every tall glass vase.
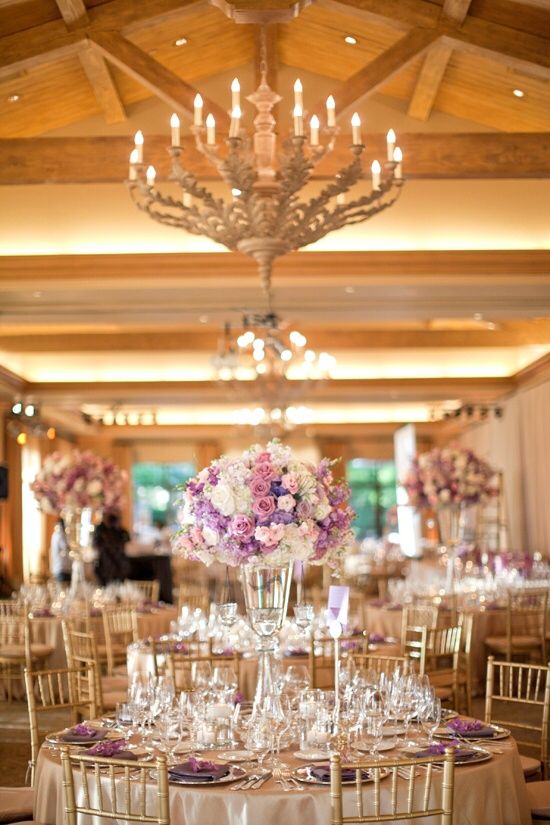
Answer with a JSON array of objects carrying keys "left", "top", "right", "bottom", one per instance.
[
  {"left": 241, "top": 562, "right": 292, "bottom": 721},
  {"left": 437, "top": 504, "right": 464, "bottom": 592}
]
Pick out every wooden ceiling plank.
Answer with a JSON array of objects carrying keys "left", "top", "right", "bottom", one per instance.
[
  {"left": 54, "top": 0, "right": 88, "bottom": 29},
  {"left": 78, "top": 45, "right": 126, "bottom": 124},
  {"left": 313, "top": 27, "right": 440, "bottom": 117},
  {"left": 87, "top": 30, "right": 228, "bottom": 123},
  {"left": 408, "top": 0, "right": 472, "bottom": 120},
  {"left": 1, "top": 132, "right": 549, "bottom": 184}
]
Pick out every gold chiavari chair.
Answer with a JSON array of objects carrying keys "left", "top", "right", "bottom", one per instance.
[
  {"left": 350, "top": 652, "right": 411, "bottom": 680},
  {"left": 0, "top": 598, "right": 25, "bottom": 617},
  {"left": 124, "top": 579, "right": 161, "bottom": 603},
  {"left": 60, "top": 747, "right": 170, "bottom": 825},
  {"left": 309, "top": 634, "right": 370, "bottom": 689},
  {"left": 456, "top": 613, "right": 474, "bottom": 716},
  {"left": 404, "top": 625, "right": 462, "bottom": 708},
  {"left": 0, "top": 615, "right": 53, "bottom": 702},
  {"left": 400, "top": 604, "right": 439, "bottom": 651},
  {"left": 62, "top": 622, "right": 128, "bottom": 714},
  {"left": 485, "top": 589, "right": 548, "bottom": 664},
  {"left": 24, "top": 664, "right": 98, "bottom": 786},
  {"left": 485, "top": 655, "right": 550, "bottom": 781},
  {"left": 176, "top": 581, "right": 210, "bottom": 615},
  {"left": 330, "top": 749, "right": 455, "bottom": 825},
  {"left": 166, "top": 643, "right": 240, "bottom": 692},
  {"left": 102, "top": 607, "right": 139, "bottom": 676}
]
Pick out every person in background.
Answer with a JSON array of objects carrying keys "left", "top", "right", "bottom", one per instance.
[
  {"left": 93, "top": 509, "right": 131, "bottom": 585},
  {"left": 49, "top": 517, "right": 72, "bottom": 584}
]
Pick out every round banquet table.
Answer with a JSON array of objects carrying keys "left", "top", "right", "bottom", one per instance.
[
  {"left": 34, "top": 728, "right": 531, "bottom": 825},
  {"left": 364, "top": 602, "right": 508, "bottom": 692}
]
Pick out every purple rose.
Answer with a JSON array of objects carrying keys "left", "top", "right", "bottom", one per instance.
[
  {"left": 252, "top": 496, "right": 276, "bottom": 519},
  {"left": 250, "top": 476, "right": 271, "bottom": 497},
  {"left": 254, "top": 462, "right": 278, "bottom": 482},
  {"left": 229, "top": 514, "right": 255, "bottom": 541},
  {"left": 296, "top": 499, "right": 313, "bottom": 519}
]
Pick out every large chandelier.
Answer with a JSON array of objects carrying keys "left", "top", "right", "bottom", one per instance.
[{"left": 127, "top": 29, "right": 404, "bottom": 298}]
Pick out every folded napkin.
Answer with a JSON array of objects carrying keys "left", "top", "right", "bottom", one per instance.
[
  {"left": 368, "top": 633, "right": 386, "bottom": 644},
  {"left": 284, "top": 648, "right": 308, "bottom": 657},
  {"left": 60, "top": 725, "right": 107, "bottom": 743},
  {"left": 309, "top": 765, "right": 370, "bottom": 783},
  {"left": 169, "top": 757, "right": 229, "bottom": 782},
  {"left": 86, "top": 740, "right": 137, "bottom": 760},
  {"left": 446, "top": 719, "right": 495, "bottom": 738},
  {"left": 413, "top": 743, "right": 477, "bottom": 762}
]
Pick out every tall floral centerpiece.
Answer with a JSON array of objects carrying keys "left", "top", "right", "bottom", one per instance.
[
  {"left": 172, "top": 440, "right": 355, "bottom": 713},
  {"left": 31, "top": 450, "right": 126, "bottom": 591},
  {"left": 403, "top": 446, "right": 498, "bottom": 589}
]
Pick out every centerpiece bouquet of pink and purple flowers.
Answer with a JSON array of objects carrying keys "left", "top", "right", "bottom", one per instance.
[
  {"left": 31, "top": 449, "right": 126, "bottom": 515},
  {"left": 403, "top": 445, "right": 498, "bottom": 511},
  {"left": 172, "top": 440, "right": 355, "bottom": 569}
]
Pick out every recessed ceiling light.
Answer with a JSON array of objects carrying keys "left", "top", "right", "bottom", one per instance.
[
  {"left": 513, "top": 88, "right": 525, "bottom": 98},
  {"left": 7, "top": 94, "right": 21, "bottom": 103},
  {"left": 174, "top": 37, "right": 188, "bottom": 47},
  {"left": 199, "top": 314, "right": 208, "bottom": 323},
  {"left": 344, "top": 35, "right": 358, "bottom": 45},
  {"left": 345, "top": 286, "right": 355, "bottom": 294}
]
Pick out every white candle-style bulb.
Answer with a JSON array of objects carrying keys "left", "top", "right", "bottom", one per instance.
[
  {"left": 293, "top": 104, "right": 303, "bottom": 137},
  {"left": 326, "top": 95, "right": 336, "bottom": 127},
  {"left": 336, "top": 192, "right": 346, "bottom": 205},
  {"left": 351, "top": 112, "right": 361, "bottom": 145},
  {"left": 371, "top": 159, "right": 381, "bottom": 190},
  {"left": 183, "top": 192, "right": 192, "bottom": 208},
  {"left": 134, "top": 130, "right": 144, "bottom": 163},
  {"left": 170, "top": 113, "right": 180, "bottom": 147},
  {"left": 294, "top": 78, "right": 303, "bottom": 109},
  {"left": 146, "top": 164, "right": 156, "bottom": 186},
  {"left": 393, "top": 146, "right": 403, "bottom": 179},
  {"left": 231, "top": 78, "right": 240, "bottom": 110},
  {"left": 309, "top": 114, "right": 320, "bottom": 146},
  {"left": 206, "top": 113, "right": 216, "bottom": 145},
  {"left": 229, "top": 105, "right": 241, "bottom": 138},
  {"left": 386, "top": 128, "right": 396, "bottom": 161},
  {"left": 128, "top": 149, "right": 138, "bottom": 180},
  {"left": 194, "top": 93, "right": 203, "bottom": 126}
]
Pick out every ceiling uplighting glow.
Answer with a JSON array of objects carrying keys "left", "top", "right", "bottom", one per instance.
[
  {"left": 7, "top": 94, "right": 21, "bottom": 103},
  {"left": 344, "top": 35, "right": 358, "bottom": 44},
  {"left": 512, "top": 89, "right": 525, "bottom": 98},
  {"left": 174, "top": 37, "right": 188, "bottom": 46}
]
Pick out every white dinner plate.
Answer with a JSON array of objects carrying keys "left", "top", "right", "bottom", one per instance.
[
  {"left": 353, "top": 739, "right": 396, "bottom": 753},
  {"left": 381, "top": 725, "right": 406, "bottom": 737},
  {"left": 217, "top": 750, "right": 255, "bottom": 763},
  {"left": 401, "top": 746, "right": 493, "bottom": 767},
  {"left": 291, "top": 764, "right": 390, "bottom": 786},
  {"left": 45, "top": 728, "right": 117, "bottom": 746},
  {"left": 167, "top": 765, "right": 247, "bottom": 785},
  {"left": 434, "top": 723, "right": 510, "bottom": 741},
  {"left": 293, "top": 750, "right": 332, "bottom": 762}
]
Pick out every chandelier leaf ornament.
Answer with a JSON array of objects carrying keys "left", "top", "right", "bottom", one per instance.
[{"left": 127, "top": 28, "right": 404, "bottom": 300}]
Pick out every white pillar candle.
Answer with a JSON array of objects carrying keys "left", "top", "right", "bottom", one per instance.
[
  {"left": 386, "top": 128, "right": 396, "bottom": 162},
  {"left": 194, "top": 93, "right": 203, "bottom": 127},
  {"left": 351, "top": 112, "right": 361, "bottom": 145},
  {"left": 326, "top": 95, "right": 336, "bottom": 127},
  {"left": 293, "top": 104, "right": 303, "bottom": 137},
  {"left": 134, "top": 130, "right": 144, "bottom": 164},
  {"left": 294, "top": 78, "right": 303, "bottom": 110},
  {"left": 229, "top": 105, "right": 241, "bottom": 138},
  {"left": 393, "top": 146, "right": 403, "bottom": 179},
  {"left": 128, "top": 149, "right": 138, "bottom": 180},
  {"left": 206, "top": 703, "right": 232, "bottom": 720},
  {"left": 309, "top": 114, "right": 320, "bottom": 146},
  {"left": 206, "top": 113, "right": 216, "bottom": 145},
  {"left": 170, "top": 113, "right": 180, "bottom": 147},
  {"left": 371, "top": 159, "right": 381, "bottom": 190},
  {"left": 231, "top": 77, "right": 240, "bottom": 110},
  {"left": 146, "top": 165, "right": 156, "bottom": 187}
]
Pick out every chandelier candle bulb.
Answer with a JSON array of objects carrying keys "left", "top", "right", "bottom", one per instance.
[
  {"left": 351, "top": 112, "right": 361, "bottom": 145},
  {"left": 183, "top": 192, "right": 192, "bottom": 208},
  {"left": 393, "top": 146, "right": 403, "bottom": 179},
  {"left": 231, "top": 77, "right": 240, "bottom": 110},
  {"left": 146, "top": 165, "right": 156, "bottom": 187},
  {"left": 309, "top": 114, "right": 320, "bottom": 145},
  {"left": 194, "top": 93, "right": 203, "bottom": 126},
  {"left": 170, "top": 113, "right": 180, "bottom": 146},
  {"left": 134, "top": 130, "right": 144, "bottom": 163},
  {"left": 128, "top": 149, "right": 138, "bottom": 180},
  {"left": 293, "top": 104, "right": 304, "bottom": 137},
  {"left": 336, "top": 192, "right": 346, "bottom": 205},
  {"left": 294, "top": 78, "right": 303, "bottom": 109},
  {"left": 386, "top": 128, "right": 396, "bottom": 161},
  {"left": 229, "top": 105, "right": 241, "bottom": 138},
  {"left": 206, "top": 113, "right": 216, "bottom": 145},
  {"left": 326, "top": 95, "right": 336, "bottom": 127},
  {"left": 371, "top": 159, "right": 381, "bottom": 190}
]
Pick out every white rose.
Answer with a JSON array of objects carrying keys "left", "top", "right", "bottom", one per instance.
[
  {"left": 210, "top": 483, "right": 236, "bottom": 516},
  {"left": 314, "top": 500, "right": 331, "bottom": 520},
  {"left": 439, "top": 489, "right": 451, "bottom": 503},
  {"left": 87, "top": 479, "right": 102, "bottom": 496},
  {"left": 203, "top": 526, "right": 220, "bottom": 547},
  {"left": 277, "top": 494, "right": 296, "bottom": 512}
]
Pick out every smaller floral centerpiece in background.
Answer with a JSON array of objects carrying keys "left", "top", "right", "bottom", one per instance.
[
  {"left": 403, "top": 446, "right": 498, "bottom": 511},
  {"left": 172, "top": 440, "right": 355, "bottom": 570},
  {"left": 31, "top": 449, "right": 126, "bottom": 515}
]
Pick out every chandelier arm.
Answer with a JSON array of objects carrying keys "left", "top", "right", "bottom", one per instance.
[
  {"left": 134, "top": 195, "right": 240, "bottom": 249},
  {"left": 170, "top": 154, "right": 225, "bottom": 212},
  {"left": 192, "top": 132, "right": 256, "bottom": 198}
]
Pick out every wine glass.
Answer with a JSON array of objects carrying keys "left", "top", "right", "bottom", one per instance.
[
  {"left": 419, "top": 697, "right": 442, "bottom": 744},
  {"left": 212, "top": 664, "right": 238, "bottom": 693},
  {"left": 191, "top": 661, "right": 212, "bottom": 692},
  {"left": 284, "top": 665, "right": 310, "bottom": 702},
  {"left": 245, "top": 716, "right": 272, "bottom": 773}
]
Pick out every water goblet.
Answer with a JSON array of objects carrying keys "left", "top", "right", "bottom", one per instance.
[
  {"left": 419, "top": 697, "right": 442, "bottom": 744},
  {"left": 293, "top": 603, "right": 314, "bottom": 630},
  {"left": 218, "top": 602, "right": 238, "bottom": 627}
]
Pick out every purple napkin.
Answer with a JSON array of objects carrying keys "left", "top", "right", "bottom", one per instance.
[
  {"left": 309, "top": 764, "right": 370, "bottom": 783},
  {"left": 368, "top": 633, "right": 386, "bottom": 644},
  {"left": 446, "top": 719, "right": 496, "bottom": 738},
  {"left": 86, "top": 740, "right": 137, "bottom": 760},
  {"left": 60, "top": 725, "right": 107, "bottom": 743},
  {"left": 31, "top": 608, "right": 53, "bottom": 618},
  {"left": 169, "top": 757, "right": 229, "bottom": 782},
  {"left": 284, "top": 648, "right": 308, "bottom": 657},
  {"left": 385, "top": 603, "right": 402, "bottom": 611},
  {"left": 414, "top": 744, "right": 477, "bottom": 763}
]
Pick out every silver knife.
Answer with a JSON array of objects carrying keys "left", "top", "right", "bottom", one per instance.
[{"left": 249, "top": 772, "right": 272, "bottom": 789}]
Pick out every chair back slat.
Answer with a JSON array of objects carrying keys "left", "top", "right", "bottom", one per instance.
[{"left": 124, "top": 580, "right": 160, "bottom": 603}]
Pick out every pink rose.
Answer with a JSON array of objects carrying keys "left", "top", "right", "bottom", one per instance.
[
  {"left": 281, "top": 473, "right": 299, "bottom": 494},
  {"left": 255, "top": 523, "right": 285, "bottom": 546},
  {"left": 252, "top": 496, "right": 276, "bottom": 519},
  {"left": 277, "top": 494, "right": 296, "bottom": 512},
  {"left": 296, "top": 499, "right": 313, "bottom": 519},
  {"left": 254, "top": 462, "right": 277, "bottom": 482},
  {"left": 229, "top": 514, "right": 255, "bottom": 541},
  {"left": 250, "top": 476, "right": 271, "bottom": 497}
]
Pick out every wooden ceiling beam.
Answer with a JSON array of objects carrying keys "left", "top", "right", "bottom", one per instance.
[
  {"left": 78, "top": 44, "right": 127, "bottom": 124},
  {"left": 1, "top": 132, "right": 549, "bottom": 184},
  {"left": 408, "top": 0, "right": 472, "bottom": 121},
  {"left": 54, "top": 0, "right": 89, "bottom": 29},
  {"left": 87, "top": 31, "right": 228, "bottom": 123}
]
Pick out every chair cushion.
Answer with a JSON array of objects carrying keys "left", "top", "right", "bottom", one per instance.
[
  {"left": 485, "top": 635, "right": 542, "bottom": 649},
  {"left": 101, "top": 676, "right": 128, "bottom": 693},
  {"left": 28, "top": 644, "right": 54, "bottom": 660},
  {"left": 102, "top": 690, "right": 129, "bottom": 710},
  {"left": 434, "top": 687, "right": 453, "bottom": 701},
  {"left": 0, "top": 646, "right": 26, "bottom": 660},
  {"left": 526, "top": 780, "right": 550, "bottom": 819},
  {"left": 0, "top": 785, "right": 34, "bottom": 823},
  {"left": 520, "top": 753, "right": 542, "bottom": 776}
]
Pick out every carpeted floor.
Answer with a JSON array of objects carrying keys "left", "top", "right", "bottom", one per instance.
[{"left": 0, "top": 701, "right": 68, "bottom": 786}]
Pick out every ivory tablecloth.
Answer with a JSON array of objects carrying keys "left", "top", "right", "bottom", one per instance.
[{"left": 34, "top": 734, "right": 531, "bottom": 825}]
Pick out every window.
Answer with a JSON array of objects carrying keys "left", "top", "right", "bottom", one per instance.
[
  {"left": 346, "top": 458, "right": 397, "bottom": 540},
  {"left": 132, "top": 462, "right": 195, "bottom": 538}
]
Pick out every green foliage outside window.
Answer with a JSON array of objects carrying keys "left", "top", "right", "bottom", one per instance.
[
  {"left": 346, "top": 459, "right": 397, "bottom": 540},
  {"left": 132, "top": 462, "right": 195, "bottom": 528}
]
